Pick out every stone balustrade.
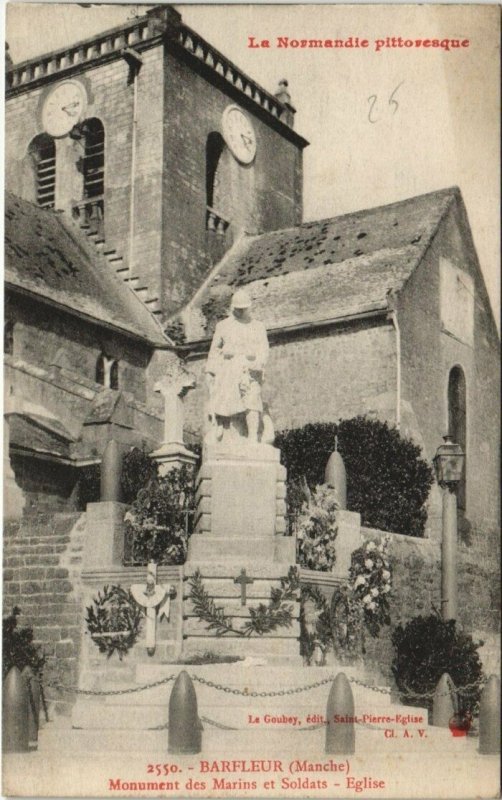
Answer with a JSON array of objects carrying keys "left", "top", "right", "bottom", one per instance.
[
  {"left": 205, "top": 206, "right": 230, "bottom": 235},
  {"left": 179, "top": 25, "right": 287, "bottom": 122},
  {"left": 6, "top": 15, "right": 292, "bottom": 129},
  {"left": 6, "top": 19, "right": 151, "bottom": 91}
]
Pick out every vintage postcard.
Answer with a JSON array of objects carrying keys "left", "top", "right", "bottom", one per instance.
[{"left": 2, "top": 2, "right": 500, "bottom": 798}]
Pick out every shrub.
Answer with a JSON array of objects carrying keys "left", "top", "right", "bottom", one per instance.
[
  {"left": 391, "top": 614, "right": 484, "bottom": 716},
  {"left": 275, "top": 417, "right": 434, "bottom": 536},
  {"left": 2, "top": 607, "right": 45, "bottom": 679},
  {"left": 120, "top": 445, "right": 159, "bottom": 505},
  {"left": 124, "top": 465, "right": 196, "bottom": 565},
  {"left": 76, "top": 445, "right": 200, "bottom": 510}
]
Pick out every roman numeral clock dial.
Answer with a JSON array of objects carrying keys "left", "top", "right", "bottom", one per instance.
[
  {"left": 41, "top": 80, "right": 87, "bottom": 138},
  {"left": 222, "top": 105, "right": 257, "bottom": 165}
]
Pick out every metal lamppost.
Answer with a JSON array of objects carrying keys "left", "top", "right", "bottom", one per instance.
[{"left": 433, "top": 435, "right": 465, "bottom": 621}]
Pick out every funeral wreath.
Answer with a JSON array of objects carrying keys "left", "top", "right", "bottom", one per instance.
[{"left": 85, "top": 585, "right": 143, "bottom": 659}]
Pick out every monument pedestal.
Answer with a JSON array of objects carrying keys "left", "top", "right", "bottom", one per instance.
[
  {"left": 184, "top": 444, "right": 299, "bottom": 662},
  {"left": 189, "top": 443, "right": 293, "bottom": 562}
]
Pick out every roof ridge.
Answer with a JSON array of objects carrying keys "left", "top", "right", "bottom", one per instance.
[{"left": 250, "top": 186, "right": 461, "bottom": 240}]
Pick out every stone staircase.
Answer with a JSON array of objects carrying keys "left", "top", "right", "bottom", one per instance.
[
  {"left": 37, "top": 664, "right": 478, "bottom": 756},
  {"left": 3, "top": 513, "right": 86, "bottom": 716},
  {"left": 75, "top": 218, "right": 163, "bottom": 320}
]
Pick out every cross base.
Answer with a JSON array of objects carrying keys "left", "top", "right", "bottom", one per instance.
[{"left": 182, "top": 561, "right": 301, "bottom": 663}]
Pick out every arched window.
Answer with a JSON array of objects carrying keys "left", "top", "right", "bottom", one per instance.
[
  {"left": 28, "top": 134, "right": 56, "bottom": 208},
  {"left": 82, "top": 118, "right": 105, "bottom": 201},
  {"left": 448, "top": 366, "right": 467, "bottom": 511},
  {"left": 96, "top": 354, "right": 119, "bottom": 390},
  {"left": 4, "top": 321, "right": 14, "bottom": 355},
  {"left": 206, "top": 132, "right": 225, "bottom": 210},
  {"left": 75, "top": 118, "right": 105, "bottom": 236},
  {"left": 205, "top": 132, "right": 231, "bottom": 234}
]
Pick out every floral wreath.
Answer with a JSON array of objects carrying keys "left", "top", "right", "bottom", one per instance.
[{"left": 85, "top": 585, "right": 143, "bottom": 659}]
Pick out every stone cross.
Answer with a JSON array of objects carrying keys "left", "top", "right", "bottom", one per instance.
[
  {"left": 130, "top": 562, "right": 176, "bottom": 656},
  {"left": 234, "top": 569, "right": 254, "bottom": 606},
  {"left": 154, "top": 372, "right": 196, "bottom": 447}
]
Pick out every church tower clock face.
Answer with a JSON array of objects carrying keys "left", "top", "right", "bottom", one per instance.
[
  {"left": 221, "top": 105, "right": 256, "bottom": 165},
  {"left": 41, "top": 80, "right": 87, "bottom": 138}
]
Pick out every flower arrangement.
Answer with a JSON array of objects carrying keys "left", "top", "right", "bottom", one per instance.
[
  {"left": 349, "top": 535, "right": 392, "bottom": 637},
  {"left": 123, "top": 465, "right": 196, "bottom": 565},
  {"left": 296, "top": 485, "right": 339, "bottom": 571}
]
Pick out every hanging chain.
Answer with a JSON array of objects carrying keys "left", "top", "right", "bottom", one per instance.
[
  {"left": 43, "top": 671, "right": 485, "bottom": 700},
  {"left": 44, "top": 674, "right": 176, "bottom": 696}
]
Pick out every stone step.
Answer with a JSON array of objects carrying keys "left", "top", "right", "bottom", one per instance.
[
  {"left": 183, "top": 615, "right": 299, "bottom": 637},
  {"left": 72, "top": 701, "right": 169, "bottom": 730},
  {"left": 128, "top": 666, "right": 392, "bottom": 707},
  {"left": 38, "top": 720, "right": 477, "bottom": 755},
  {"left": 182, "top": 638, "right": 302, "bottom": 662},
  {"left": 183, "top": 577, "right": 292, "bottom": 601},
  {"left": 124, "top": 276, "right": 140, "bottom": 288},
  {"left": 187, "top": 534, "right": 289, "bottom": 561},
  {"left": 70, "top": 697, "right": 429, "bottom": 732}
]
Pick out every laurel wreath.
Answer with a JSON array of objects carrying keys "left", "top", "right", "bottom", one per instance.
[
  {"left": 85, "top": 585, "right": 143, "bottom": 659},
  {"left": 188, "top": 567, "right": 300, "bottom": 637}
]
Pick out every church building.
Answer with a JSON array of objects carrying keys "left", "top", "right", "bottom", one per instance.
[{"left": 3, "top": 5, "right": 500, "bottom": 705}]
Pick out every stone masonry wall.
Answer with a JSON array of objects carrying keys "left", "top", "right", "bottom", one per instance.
[
  {"left": 3, "top": 513, "right": 86, "bottom": 717},
  {"left": 161, "top": 47, "right": 303, "bottom": 312},
  {"left": 184, "top": 319, "right": 397, "bottom": 437},
  {"left": 5, "top": 44, "right": 165, "bottom": 297},
  {"left": 6, "top": 293, "right": 151, "bottom": 404},
  {"left": 398, "top": 201, "right": 500, "bottom": 532},
  {"left": 358, "top": 527, "right": 500, "bottom": 681}
]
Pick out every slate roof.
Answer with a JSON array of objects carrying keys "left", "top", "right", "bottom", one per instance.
[
  {"left": 4, "top": 193, "right": 167, "bottom": 346},
  {"left": 190, "top": 187, "right": 459, "bottom": 335}
]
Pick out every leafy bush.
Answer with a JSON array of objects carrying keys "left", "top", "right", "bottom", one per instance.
[
  {"left": 391, "top": 614, "right": 484, "bottom": 715},
  {"left": 120, "top": 446, "right": 159, "bottom": 505},
  {"left": 2, "top": 607, "right": 45, "bottom": 679},
  {"left": 76, "top": 445, "right": 200, "bottom": 510},
  {"left": 275, "top": 417, "right": 434, "bottom": 536},
  {"left": 124, "top": 465, "right": 196, "bottom": 565}
]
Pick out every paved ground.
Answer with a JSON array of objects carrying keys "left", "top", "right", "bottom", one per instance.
[{"left": 2, "top": 724, "right": 499, "bottom": 799}]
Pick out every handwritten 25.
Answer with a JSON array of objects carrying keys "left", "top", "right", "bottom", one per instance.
[{"left": 367, "top": 82, "right": 405, "bottom": 123}]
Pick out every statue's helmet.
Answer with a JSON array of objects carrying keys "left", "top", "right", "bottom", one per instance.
[{"left": 231, "top": 288, "right": 252, "bottom": 309}]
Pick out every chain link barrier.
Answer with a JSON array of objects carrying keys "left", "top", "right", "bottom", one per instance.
[
  {"left": 44, "top": 674, "right": 176, "bottom": 696},
  {"left": 43, "top": 671, "right": 485, "bottom": 702}
]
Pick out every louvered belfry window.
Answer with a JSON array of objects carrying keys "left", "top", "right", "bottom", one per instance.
[
  {"left": 83, "top": 118, "right": 105, "bottom": 201},
  {"left": 29, "top": 134, "right": 56, "bottom": 208}
]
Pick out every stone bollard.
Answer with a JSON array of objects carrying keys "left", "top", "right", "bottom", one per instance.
[
  {"left": 324, "top": 438, "right": 347, "bottom": 510},
  {"left": 100, "top": 439, "right": 123, "bottom": 502},
  {"left": 325, "top": 672, "right": 355, "bottom": 754},
  {"left": 21, "top": 666, "right": 41, "bottom": 746},
  {"left": 2, "top": 666, "right": 30, "bottom": 753},
  {"left": 168, "top": 671, "right": 202, "bottom": 754},
  {"left": 479, "top": 675, "right": 500, "bottom": 755},
  {"left": 432, "top": 673, "right": 456, "bottom": 727}
]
